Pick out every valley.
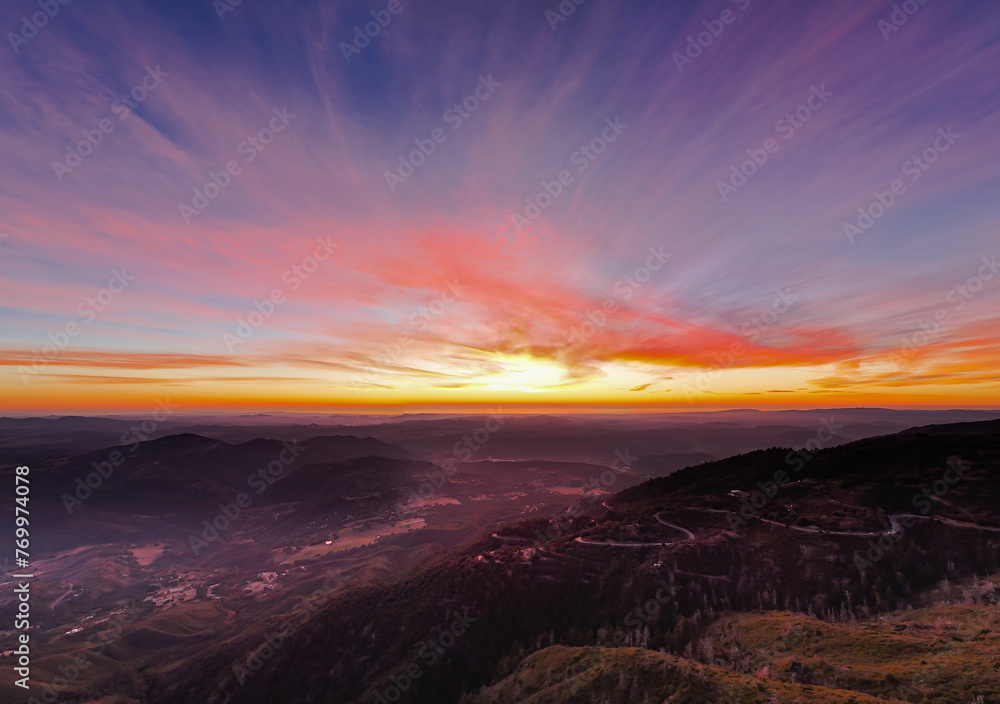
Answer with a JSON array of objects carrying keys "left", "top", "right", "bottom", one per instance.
[{"left": 1, "top": 410, "right": 998, "bottom": 703}]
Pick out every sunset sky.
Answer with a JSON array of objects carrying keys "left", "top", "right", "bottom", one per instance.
[{"left": 1, "top": 0, "right": 998, "bottom": 412}]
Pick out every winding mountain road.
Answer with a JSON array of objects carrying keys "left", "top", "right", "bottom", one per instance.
[
  {"left": 569, "top": 507, "right": 1000, "bottom": 551},
  {"left": 573, "top": 512, "right": 696, "bottom": 548},
  {"left": 715, "top": 507, "right": 1000, "bottom": 537},
  {"left": 491, "top": 532, "right": 532, "bottom": 544},
  {"left": 654, "top": 513, "right": 695, "bottom": 540},
  {"left": 573, "top": 537, "right": 670, "bottom": 548}
]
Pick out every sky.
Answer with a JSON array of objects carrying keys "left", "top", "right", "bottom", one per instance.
[{"left": 0, "top": 0, "right": 998, "bottom": 413}]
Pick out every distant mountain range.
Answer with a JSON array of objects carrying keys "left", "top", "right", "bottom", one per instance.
[{"left": 133, "top": 419, "right": 1000, "bottom": 704}]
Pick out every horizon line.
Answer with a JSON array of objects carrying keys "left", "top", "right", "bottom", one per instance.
[{"left": 3, "top": 405, "right": 1000, "bottom": 419}]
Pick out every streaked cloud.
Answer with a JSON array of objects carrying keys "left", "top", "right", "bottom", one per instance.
[{"left": 1, "top": 0, "right": 998, "bottom": 410}]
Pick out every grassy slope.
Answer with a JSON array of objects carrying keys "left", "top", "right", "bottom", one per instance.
[
  {"left": 462, "top": 645, "right": 890, "bottom": 704},
  {"left": 465, "top": 586, "right": 1000, "bottom": 704},
  {"left": 704, "top": 597, "right": 1000, "bottom": 702}
]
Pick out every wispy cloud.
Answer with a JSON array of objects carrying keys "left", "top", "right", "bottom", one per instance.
[{"left": 1, "top": 0, "right": 998, "bottom": 409}]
